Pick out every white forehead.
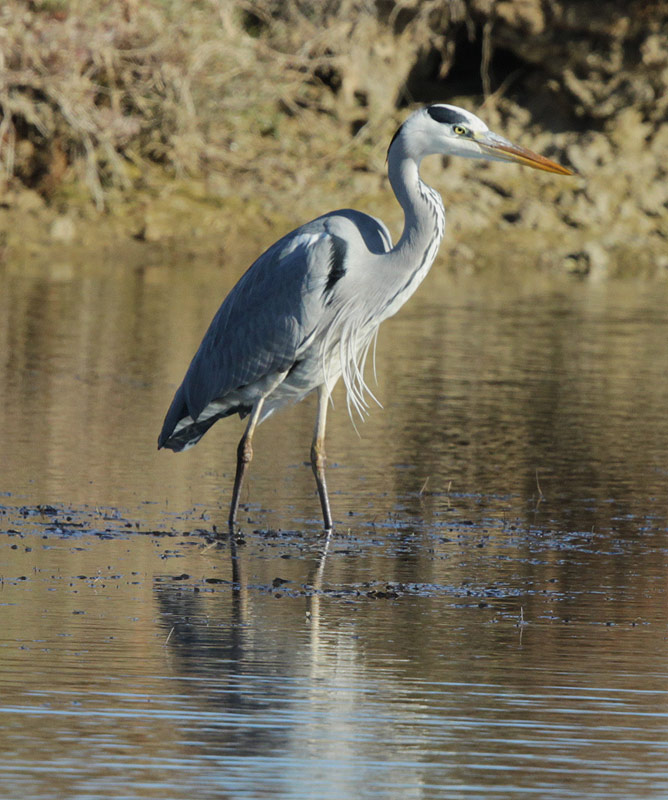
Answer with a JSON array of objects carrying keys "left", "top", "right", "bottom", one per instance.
[{"left": 424, "top": 104, "right": 489, "bottom": 133}]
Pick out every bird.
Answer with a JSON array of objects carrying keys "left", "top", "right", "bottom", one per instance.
[{"left": 158, "top": 103, "right": 573, "bottom": 532}]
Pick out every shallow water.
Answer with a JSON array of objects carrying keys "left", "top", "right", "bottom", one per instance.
[{"left": 1, "top": 253, "right": 668, "bottom": 799}]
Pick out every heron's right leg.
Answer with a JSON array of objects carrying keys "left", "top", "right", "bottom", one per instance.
[
  {"left": 311, "top": 386, "right": 333, "bottom": 531},
  {"left": 228, "top": 397, "right": 265, "bottom": 532}
]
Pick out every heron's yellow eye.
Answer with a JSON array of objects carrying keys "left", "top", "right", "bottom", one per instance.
[{"left": 453, "top": 125, "right": 468, "bottom": 136}]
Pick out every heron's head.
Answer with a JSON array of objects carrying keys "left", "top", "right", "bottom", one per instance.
[{"left": 391, "top": 104, "right": 573, "bottom": 175}]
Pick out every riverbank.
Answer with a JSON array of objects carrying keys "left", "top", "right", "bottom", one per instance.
[{"left": 1, "top": 1, "right": 666, "bottom": 278}]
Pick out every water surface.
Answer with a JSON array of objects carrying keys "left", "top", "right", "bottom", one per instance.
[{"left": 1, "top": 253, "right": 667, "bottom": 799}]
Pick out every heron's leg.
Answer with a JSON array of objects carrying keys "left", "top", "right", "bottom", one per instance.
[
  {"left": 311, "top": 386, "right": 333, "bottom": 531},
  {"left": 228, "top": 397, "right": 265, "bottom": 532}
]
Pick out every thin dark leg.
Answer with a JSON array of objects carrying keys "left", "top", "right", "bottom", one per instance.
[
  {"left": 228, "top": 398, "right": 264, "bottom": 532},
  {"left": 311, "top": 386, "right": 333, "bottom": 531}
]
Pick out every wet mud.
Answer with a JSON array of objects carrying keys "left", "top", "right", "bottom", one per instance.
[{"left": 2, "top": 496, "right": 663, "bottom": 624}]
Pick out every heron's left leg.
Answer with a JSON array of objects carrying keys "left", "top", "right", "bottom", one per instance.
[
  {"left": 228, "top": 397, "right": 265, "bottom": 532},
  {"left": 311, "top": 386, "right": 333, "bottom": 531}
]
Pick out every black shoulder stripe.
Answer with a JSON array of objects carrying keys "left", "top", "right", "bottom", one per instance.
[
  {"left": 324, "top": 234, "right": 347, "bottom": 295},
  {"left": 427, "top": 105, "right": 469, "bottom": 126}
]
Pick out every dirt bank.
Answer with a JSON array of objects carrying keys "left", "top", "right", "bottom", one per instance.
[{"left": 1, "top": 1, "right": 666, "bottom": 277}]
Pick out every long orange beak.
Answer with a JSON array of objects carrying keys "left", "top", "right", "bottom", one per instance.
[{"left": 478, "top": 132, "right": 574, "bottom": 175}]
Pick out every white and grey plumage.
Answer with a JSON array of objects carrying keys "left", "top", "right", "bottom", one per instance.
[{"left": 158, "top": 104, "right": 572, "bottom": 531}]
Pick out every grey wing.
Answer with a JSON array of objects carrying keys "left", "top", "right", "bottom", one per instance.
[
  {"left": 333, "top": 209, "right": 392, "bottom": 254},
  {"left": 187, "top": 209, "right": 393, "bottom": 411},
  {"left": 158, "top": 221, "right": 343, "bottom": 450}
]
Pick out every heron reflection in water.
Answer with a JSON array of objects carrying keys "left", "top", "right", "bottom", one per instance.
[{"left": 159, "top": 104, "right": 573, "bottom": 532}]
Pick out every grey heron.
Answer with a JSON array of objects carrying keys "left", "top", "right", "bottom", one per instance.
[{"left": 158, "top": 104, "right": 573, "bottom": 532}]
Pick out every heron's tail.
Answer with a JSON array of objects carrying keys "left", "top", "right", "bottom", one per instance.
[
  {"left": 158, "top": 414, "right": 218, "bottom": 452},
  {"left": 158, "top": 385, "right": 249, "bottom": 452}
]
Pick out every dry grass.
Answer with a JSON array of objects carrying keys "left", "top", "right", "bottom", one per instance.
[
  {"left": 0, "top": 1, "right": 401, "bottom": 208},
  {"left": 0, "top": 0, "right": 495, "bottom": 210}
]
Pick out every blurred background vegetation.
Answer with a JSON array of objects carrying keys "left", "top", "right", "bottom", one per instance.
[{"left": 1, "top": 0, "right": 666, "bottom": 272}]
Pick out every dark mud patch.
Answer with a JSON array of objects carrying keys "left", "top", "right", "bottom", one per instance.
[
  {"left": 2, "top": 496, "right": 664, "bottom": 630},
  {"left": 0, "top": 498, "right": 219, "bottom": 542},
  {"left": 2, "top": 495, "right": 662, "bottom": 556}
]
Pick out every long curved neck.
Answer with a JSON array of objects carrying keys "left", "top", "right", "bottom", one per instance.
[{"left": 387, "top": 141, "right": 446, "bottom": 269}]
